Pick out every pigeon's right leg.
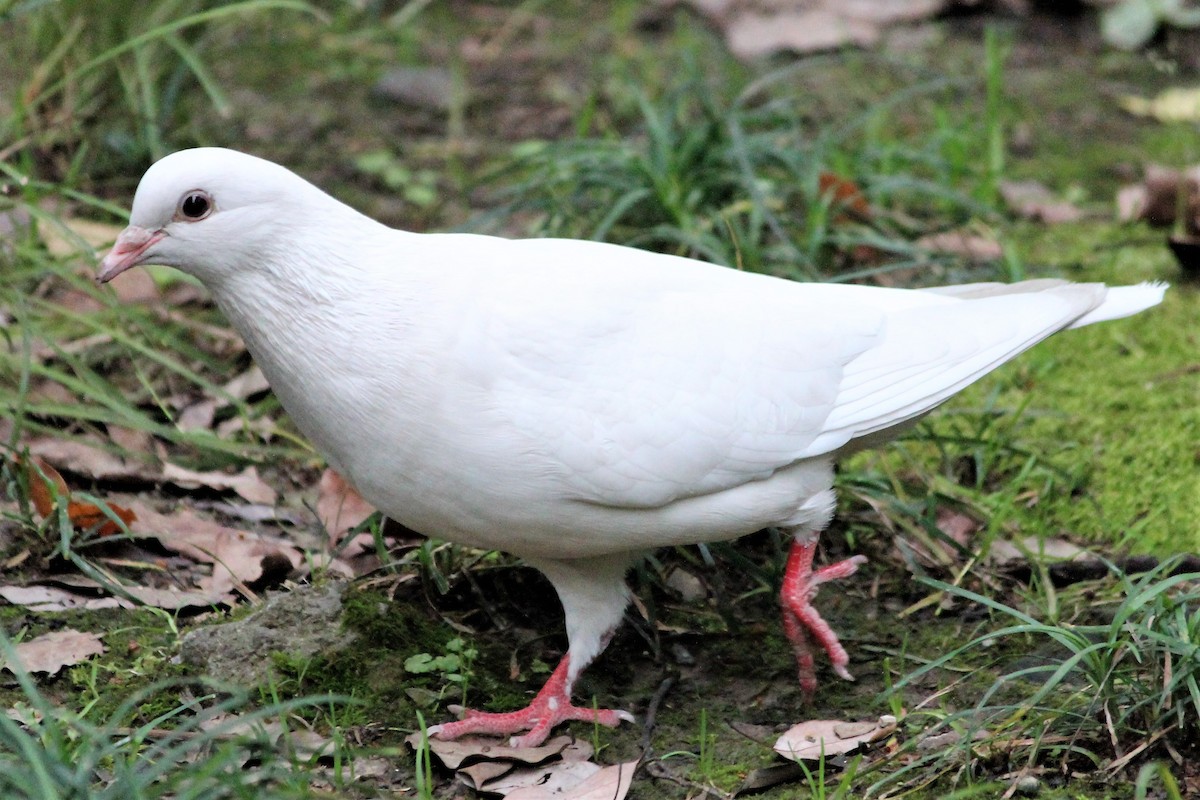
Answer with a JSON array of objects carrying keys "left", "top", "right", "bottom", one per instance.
[
  {"left": 427, "top": 554, "right": 636, "bottom": 748},
  {"left": 779, "top": 536, "right": 867, "bottom": 694},
  {"left": 426, "top": 653, "right": 633, "bottom": 748}
]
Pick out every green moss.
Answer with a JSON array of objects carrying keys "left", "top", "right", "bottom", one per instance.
[{"left": 0, "top": 605, "right": 187, "bottom": 725}]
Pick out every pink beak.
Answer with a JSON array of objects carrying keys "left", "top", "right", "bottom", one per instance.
[{"left": 97, "top": 226, "right": 164, "bottom": 284}]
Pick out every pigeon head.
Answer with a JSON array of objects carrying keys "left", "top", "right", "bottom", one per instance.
[{"left": 97, "top": 147, "right": 352, "bottom": 286}]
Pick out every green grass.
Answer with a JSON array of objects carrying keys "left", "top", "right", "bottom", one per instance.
[
  {"left": 486, "top": 46, "right": 1012, "bottom": 281},
  {"left": 875, "top": 560, "right": 1200, "bottom": 795},
  {"left": 0, "top": 632, "right": 343, "bottom": 800},
  {"left": 0, "top": 0, "right": 319, "bottom": 178}
]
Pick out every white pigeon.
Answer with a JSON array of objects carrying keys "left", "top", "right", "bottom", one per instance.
[{"left": 98, "top": 147, "right": 1165, "bottom": 748}]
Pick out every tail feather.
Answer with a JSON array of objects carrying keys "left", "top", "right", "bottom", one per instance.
[{"left": 1067, "top": 281, "right": 1168, "bottom": 329}]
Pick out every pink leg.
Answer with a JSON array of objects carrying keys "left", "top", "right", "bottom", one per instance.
[
  {"left": 426, "top": 655, "right": 633, "bottom": 748},
  {"left": 780, "top": 539, "right": 867, "bottom": 694}
]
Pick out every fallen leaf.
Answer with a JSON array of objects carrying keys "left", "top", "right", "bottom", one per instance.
[
  {"left": 505, "top": 760, "right": 637, "bottom": 800},
  {"left": 774, "top": 715, "right": 897, "bottom": 761},
  {"left": 484, "top": 761, "right": 602, "bottom": 796},
  {"left": 162, "top": 463, "right": 278, "bottom": 505},
  {"left": 915, "top": 230, "right": 1003, "bottom": 261},
  {"left": 726, "top": 10, "right": 879, "bottom": 59},
  {"left": 458, "top": 761, "right": 515, "bottom": 791},
  {"left": 21, "top": 455, "right": 137, "bottom": 536},
  {"left": 0, "top": 585, "right": 126, "bottom": 611},
  {"left": 25, "top": 437, "right": 151, "bottom": 482},
  {"left": 407, "top": 733, "right": 576, "bottom": 770},
  {"left": 3, "top": 630, "right": 105, "bottom": 676},
  {"left": 935, "top": 507, "right": 980, "bottom": 547},
  {"left": 221, "top": 365, "right": 271, "bottom": 403},
  {"left": 987, "top": 535, "right": 1091, "bottom": 567},
  {"left": 317, "top": 469, "right": 376, "bottom": 542},
  {"left": 177, "top": 398, "right": 218, "bottom": 432},
  {"left": 818, "top": 171, "right": 872, "bottom": 220},
  {"left": 998, "top": 180, "right": 1083, "bottom": 224},
  {"left": 0, "top": 582, "right": 227, "bottom": 611},
  {"left": 128, "top": 501, "right": 301, "bottom": 595}
]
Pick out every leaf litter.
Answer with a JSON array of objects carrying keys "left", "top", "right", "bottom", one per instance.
[
  {"left": 407, "top": 732, "right": 636, "bottom": 799},
  {"left": 2, "top": 629, "right": 106, "bottom": 676}
]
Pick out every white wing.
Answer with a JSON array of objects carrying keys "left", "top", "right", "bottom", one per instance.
[{"left": 368, "top": 235, "right": 1162, "bottom": 513}]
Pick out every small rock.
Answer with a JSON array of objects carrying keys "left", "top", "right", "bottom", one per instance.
[
  {"left": 1013, "top": 775, "right": 1041, "bottom": 796},
  {"left": 179, "top": 581, "right": 354, "bottom": 685},
  {"left": 670, "top": 642, "right": 695, "bottom": 666},
  {"left": 372, "top": 66, "right": 455, "bottom": 111},
  {"left": 665, "top": 568, "right": 706, "bottom": 602}
]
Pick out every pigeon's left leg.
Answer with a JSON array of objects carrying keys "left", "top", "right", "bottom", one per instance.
[
  {"left": 426, "top": 652, "right": 633, "bottom": 748},
  {"left": 779, "top": 535, "right": 867, "bottom": 694}
]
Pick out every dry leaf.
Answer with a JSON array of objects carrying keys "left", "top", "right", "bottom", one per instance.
[
  {"left": 407, "top": 733, "right": 576, "bottom": 770},
  {"left": 4, "top": 629, "right": 105, "bottom": 676},
  {"left": 935, "top": 507, "right": 980, "bottom": 546},
  {"left": 21, "top": 455, "right": 137, "bottom": 536},
  {"left": 162, "top": 463, "right": 278, "bottom": 505},
  {"left": 987, "top": 535, "right": 1091, "bottom": 567},
  {"left": 177, "top": 398, "right": 219, "bottom": 432},
  {"left": 504, "top": 760, "right": 637, "bottom": 800},
  {"left": 128, "top": 501, "right": 301, "bottom": 595},
  {"left": 915, "top": 230, "right": 1003, "bottom": 261},
  {"left": 458, "top": 761, "right": 515, "bottom": 791},
  {"left": 998, "top": 180, "right": 1083, "bottom": 224},
  {"left": 25, "top": 437, "right": 150, "bottom": 482},
  {"left": 818, "top": 171, "right": 872, "bottom": 221},
  {"left": 774, "top": 716, "right": 897, "bottom": 761},
  {"left": 221, "top": 366, "right": 271, "bottom": 402},
  {"left": 0, "top": 585, "right": 126, "bottom": 611},
  {"left": 726, "top": 10, "right": 879, "bottom": 58},
  {"left": 316, "top": 468, "right": 376, "bottom": 542},
  {"left": 0, "top": 582, "right": 227, "bottom": 611},
  {"left": 484, "top": 761, "right": 602, "bottom": 796}
]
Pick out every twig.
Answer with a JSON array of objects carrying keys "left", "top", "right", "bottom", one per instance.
[{"left": 639, "top": 673, "right": 676, "bottom": 755}]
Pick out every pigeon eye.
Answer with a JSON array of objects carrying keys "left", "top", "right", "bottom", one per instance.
[{"left": 178, "top": 190, "right": 212, "bottom": 221}]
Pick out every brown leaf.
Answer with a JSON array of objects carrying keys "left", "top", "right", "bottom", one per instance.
[
  {"left": 316, "top": 468, "right": 376, "bottom": 542},
  {"left": 915, "top": 230, "right": 1003, "bottom": 261},
  {"left": 774, "top": 716, "right": 897, "bottom": 761},
  {"left": 998, "top": 180, "right": 1083, "bottom": 224},
  {"left": 726, "top": 10, "right": 879, "bottom": 58},
  {"left": 161, "top": 463, "right": 278, "bottom": 505},
  {"left": 503, "top": 760, "right": 638, "bottom": 800},
  {"left": 4, "top": 629, "right": 105, "bottom": 675},
  {"left": 22, "top": 455, "right": 69, "bottom": 519},
  {"left": 25, "top": 437, "right": 151, "bottom": 482},
  {"left": 0, "top": 582, "right": 227, "bottom": 611},
  {"left": 127, "top": 501, "right": 301, "bottom": 595},
  {"left": 458, "top": 761, "right": 515, "bottom": 791},
  {"left": 0, "top": 585, "right": 126, "bottom": 611},
  {"left": 221, "top": 366, "right": 271, "bottom": 403},
  {"left": 818, "top": 172, "right": 872, "bottom": 221},
  {"left": 407, "top": 733, "right": 576, "bottom": 770},
  {"left": 935, "top": 507, "right": 980, "bottom": 547},
  {"left": 20, "top": 455, "right": 137, "bottom": 536}
]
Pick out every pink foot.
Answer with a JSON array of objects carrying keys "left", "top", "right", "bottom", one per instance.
[
  {"left": 780, "top": 539, "right": 867, "bottom": 694},
  {"left": 426, "top": 655, "right": 634, "bottom": 748}
]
